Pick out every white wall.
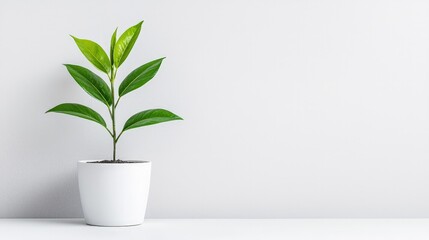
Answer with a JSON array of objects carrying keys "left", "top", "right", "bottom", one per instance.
[{"left": 1, "top": 0, "right": 429, "bottom": 218}]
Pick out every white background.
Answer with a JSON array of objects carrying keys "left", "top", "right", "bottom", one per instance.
[{"left": 1, "top": 0, "right": 429, "bottom": 218}]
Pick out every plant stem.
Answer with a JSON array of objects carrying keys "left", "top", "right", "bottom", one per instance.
[
  {"left": 110, "top": 68, "right": 117, "bottom": 161},
  {"left": 116, "top": 130, "right": 123, "bottom": 142},
  {"left": 115, "top": 97, "right": 121, "bottom": 108}
]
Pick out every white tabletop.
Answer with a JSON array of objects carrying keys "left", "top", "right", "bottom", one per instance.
[{"left": 0, "top": 219, "right": 428, "bottom": 240}]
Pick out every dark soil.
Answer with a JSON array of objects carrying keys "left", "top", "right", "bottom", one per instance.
[{"left": 89, "top": 160, "right": 137, "bottom": 164}]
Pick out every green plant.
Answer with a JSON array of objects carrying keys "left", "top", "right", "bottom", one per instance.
[{"left": 47, "top": 21, "right": 183, "bottom": 161}]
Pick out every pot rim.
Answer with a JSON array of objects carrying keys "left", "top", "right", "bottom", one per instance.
[{"left": 78, "top": 160, "right": 151, "bottom": 164}]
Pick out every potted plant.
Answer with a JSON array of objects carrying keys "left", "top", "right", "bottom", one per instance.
[{"left": 46, "top": 21, "right": 182, "bottom": 226}]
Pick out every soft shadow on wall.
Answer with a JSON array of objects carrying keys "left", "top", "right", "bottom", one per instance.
[{"left": 1, "top": 67, "right": 110, "bottom": 217}]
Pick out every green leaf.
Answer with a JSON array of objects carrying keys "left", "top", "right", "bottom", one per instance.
[
  {"left": 123, "top": 109, "right": 182, "bottom": 132},
  {"left": 71, "top": 36, "right": 111, "bottom": 73},
  {"left": 113, "top": 21, "right": 143, "bottom": 67},
  {"left": 46, "top": 103, "right": 107, "bottom": 127},
  {"left": 110, "top": 28, "right": 117, "bottom": 66},
  {"left": 118, "top": 58, "right": 165, "bottom": 97},
  {"left": 64, "top": 64, "right": 112, "bottom": 106}
]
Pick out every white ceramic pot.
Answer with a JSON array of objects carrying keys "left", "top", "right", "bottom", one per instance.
[{"left": 77, "top": 160, "right": 151, "bottom": 227}]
